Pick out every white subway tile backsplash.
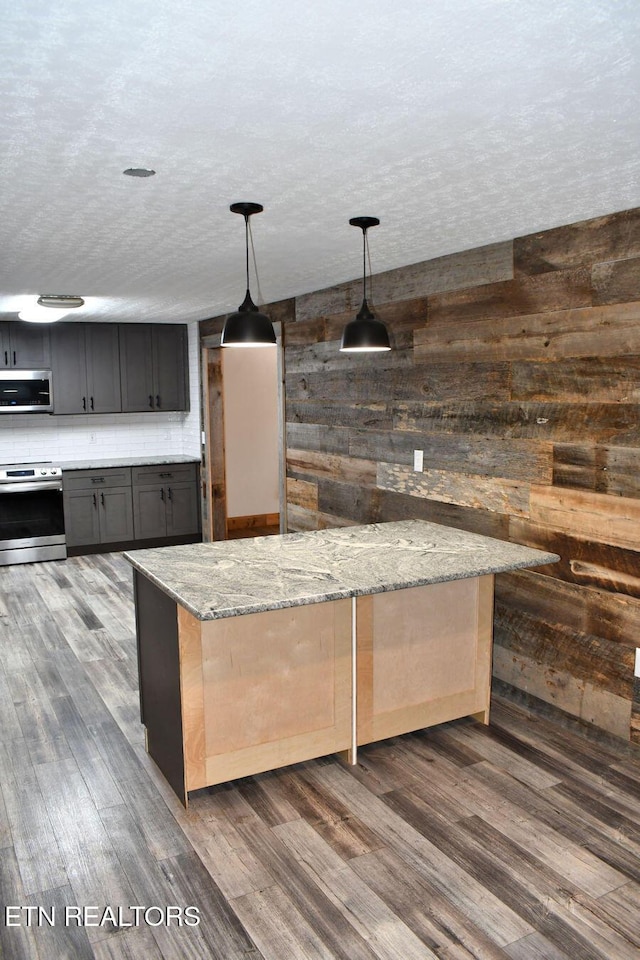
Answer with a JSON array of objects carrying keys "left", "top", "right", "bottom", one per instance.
[{"left": 0, "top": 323, "right": 201, "bottom": 464}]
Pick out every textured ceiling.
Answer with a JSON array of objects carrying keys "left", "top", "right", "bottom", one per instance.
[{"left": 1, "top": 0, "right": 639, "bottom": 324}]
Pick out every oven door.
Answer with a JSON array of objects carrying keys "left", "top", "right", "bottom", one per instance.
[{"left": 0, "top": 480, "right": 67, "bottom": 564}]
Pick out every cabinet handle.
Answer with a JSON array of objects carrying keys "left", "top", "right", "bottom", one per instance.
[
  {"left": 3, "top": 351, "right": 7, "bottom": 366},
  {"left": 160, "top": 487, "right": 165, "bottom": 501},
  {"left": 90, "top": 396, "right": 95, "bottom": 411},
  {"left": 159, "top": 472, "right": 173, "bottom": 479},
  {"left": 156, "top": 394, "right": 161, "bottom": 408},
  {"left": 100, "top": 492, "right": 105, "bottom": 506},
  {"left": 91, "top": 477, "right": 105, "bottom": 484},
  {"left": 149, "top": 395, "right": 154, "bottom": 409},
  {"left": 167, "top": 487, "right": 172, "bottom": 501},
  {"left": 82, "top": 396, "right": 86, "bottom": 411},
  {"left": 12, "top": 351, "right": 16, "bottom": 366},
  {"left": 92, "top": 493, "right": 97, "bottom": 508}
]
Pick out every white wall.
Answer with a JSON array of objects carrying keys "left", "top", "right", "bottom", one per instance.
[
  {"left": 222, "top": 347, "right": 280, "bottom": 518},
  {"left": 0, "top": 323, "right": 201, "bottom": 464}
]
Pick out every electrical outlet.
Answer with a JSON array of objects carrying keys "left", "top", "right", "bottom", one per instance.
[
  {"left": 635, "top": 648, "right": 640, "bottom": 679},
  {"left": 413, "top": 449, "right": 424, "bottom": 472},
  {"left": 89, "top": 433, "right": 97, "bottom": 444}
]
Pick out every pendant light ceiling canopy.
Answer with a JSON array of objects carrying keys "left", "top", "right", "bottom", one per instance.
[
  {"left": 221, "top": 202, "right": 276, "bottom": 348},
  {"left": 340, "top": 216, "right": 391, "bottom": 353}
]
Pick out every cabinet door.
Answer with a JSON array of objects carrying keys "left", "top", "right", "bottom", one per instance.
[
  {"left": 99, "top": 486, "right": 134, "bottom": 542},
  {"left": 10, "top": 323, "right": 51, "bottom": 368},
  {"left": 0, "top": 324, "right": 9, "bottom": 367},
  {"left": 51, "top": 324, "right": 89, "bottom": 414},
  {"left": 133, "top": 485, "right": 168, "bottom": 539},
  {"left": 119, "top": 325, "right": 154, "bottom": 412},
  {"left": 63, "top": 489, "right": 101, "bottom": 546},
  {"left": 86, "top": 324, "right": 122, "bottom": 413},
  {"left": 152, "top": 325, "right": 188, "bottom": 411},
  {"left": 166, "top": 481, "right": 200, "bottom": 536}
]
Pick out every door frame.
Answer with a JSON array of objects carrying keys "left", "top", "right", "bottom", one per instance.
[{"left": 200, "top": 322, "right": 286, "bottom": 541}]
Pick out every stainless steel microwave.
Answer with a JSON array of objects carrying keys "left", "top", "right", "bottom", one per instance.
[{"left": 0, "top": 369, "right": 53, "bottom": 413}]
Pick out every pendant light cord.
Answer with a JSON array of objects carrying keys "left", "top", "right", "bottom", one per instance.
[
  {"left": 362, "top": 228, "right": 367, "bottom": 304},
  {"left": 248, "top": 218, "right": 265, "bottom": 307}
]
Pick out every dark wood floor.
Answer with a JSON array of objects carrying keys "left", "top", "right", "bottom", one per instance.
[{"left": 1, "top": 553, "right": 640, "bottom": 960}]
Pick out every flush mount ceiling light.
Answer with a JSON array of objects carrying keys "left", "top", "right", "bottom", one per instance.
[
  {"left": 221, "top": 202, "right": 276, "bottom": 348},
  {"left": 123, "top": 167, "right": 156, "bottom": 177},
  {"left": 18, "top": 294, "right": 85, "bottom": 323},
  {"left": 340, "top": 216, "right": 391, "bottom": 353}
]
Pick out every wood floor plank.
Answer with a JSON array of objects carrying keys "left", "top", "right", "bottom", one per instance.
[
  {"left": 0, "top": 845, "right": 43, "bottom": 960},
  {"left": 302, "top": 762, "right": 534, "bottom": 947},
  {"left": 273, "top": 817, "right": 440, "bottom": 960},
  {"left": 0, "top": 740, "right": 68, "bottom": 896},
  {"left": 350, "top": 846, "right": 515, "bottom": 960},
  {"left": 24, "top": 883, "right": 95, "bottom": 960}
]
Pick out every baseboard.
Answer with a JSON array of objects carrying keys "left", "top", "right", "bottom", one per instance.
[{"left": 227, "top": 513, "right": 280, "bottom": 530}]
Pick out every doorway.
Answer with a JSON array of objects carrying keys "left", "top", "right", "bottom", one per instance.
[{"left": 201, "top": 325, "right": 285, "bottom": 541}]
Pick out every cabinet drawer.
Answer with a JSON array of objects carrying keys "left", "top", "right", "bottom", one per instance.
[
  {"left": 63, "top": 467, "right": 133, "bottom": 491},
  {"left": 132, "top": 463, "right": 197, "bottom": 486}
]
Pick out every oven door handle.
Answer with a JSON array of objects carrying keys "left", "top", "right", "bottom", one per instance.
[{"left": 0, "top": 480, "right": 63, "bottom": 494}]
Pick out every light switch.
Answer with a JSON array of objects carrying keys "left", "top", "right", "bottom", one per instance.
[
  {"left": 635, "top": 648, "right": 640, "bottom": 678},
  {"left": 413, "top": 449, "right": 424, "bottom": 472}
]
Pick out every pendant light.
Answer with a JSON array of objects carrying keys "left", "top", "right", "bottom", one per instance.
[
  {"left": 340, "top": 216, "right": 391, "bottom": 352},
  {"left": 221, "top": 202, "right": 276, "bottom": 347}
]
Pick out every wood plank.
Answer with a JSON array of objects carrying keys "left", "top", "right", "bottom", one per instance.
[
  {"left": 593, "top": 255, "right": 640, "bottom": 305},
  {"left": 415, "top": 301, "right": 640, "bottom": 364},
  {"left": 494, "top": 602, "right": 634, "bottom": 701},
  {"left": 426, "top": 266, "right": 592, "bottom": 324},
  {"left": 348, "top": 430, "right": 553, "bottom": 483},
  {"left": 303, "top": 761, "right": 535, "bottom": 947},
  {"left": 495, "top": 569, "right": 640, "bottom": 647},
  {"left": 529, "top": 484, "right": 640, "bottom": 551},
  {"left": 512, "top": 355, "right": 640, "bottom": 403},
  {"left": 514, "top": 208, "right": 640, "bottom": 275},
  {"left": 350, "top": 846, "right": 510, "bottom": 960},
  {"left": 288, "top": 448, "right": 378, "bottom": 486},
  {"left": 393, "top": 399, "right": 640, "bottom": 445},
  {"left": 204, "top": 346, "right": 227, "bottom": 541},
  {"left": 286, "top": 420, "right": 351, "bottom": 454},
  {"left": 273, "top": 817, "right": 441, "bottom": 960},
  {"left": 287, "top": 400, "right": 393, "bottom": 431},
  {"left": 295, "top": 240, "right": 514, "bottom": 322},
  {"left": 286, "top": 503, "right": 320, "bottom": 531},
  {"left": 286, "top": 361, "right": 511, "bottom": 402},
  {"left": 509, "top": 517, "right": 640, "bottom": 598},
  {"left": 286, "top": 476, "right": 319, "bottom": 511},
  {"left": 377, "top": 463, "right": 531, "bottom": 516},
  {"left": 492, "top": 645, "right": 632, "bottom": 740},
  {"left": 552, "top": 443, "right": 640, "bottom": 498},
  {"left": 227, "top": 512, "right": 280, "bottom": 530}
]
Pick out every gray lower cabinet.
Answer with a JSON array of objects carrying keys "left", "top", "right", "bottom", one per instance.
[
  {"left": 63, "top": 462, "right": 200, "bottom": 552},
  {"left": 132, "top": 464, "right": 200, "bottom": 540},
  {"left": 0, "top": 321, "right": 51, "bottom": 368},
  {"left": 52, "top": 323, "right": 121, "bottom": 414},
  {"left": 63, "top": 468, "right": 134, "bottom": 547}
]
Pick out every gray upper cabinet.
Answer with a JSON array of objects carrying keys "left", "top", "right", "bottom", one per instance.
[
  {"left": 52, "top": 323, "right": 121, "bottom": 414},
  {"left": 120, "top": 324, "right": 189, "bottom": 412},
  {"left": 0, "top": 321, "right": 51, "bottom": 368}
]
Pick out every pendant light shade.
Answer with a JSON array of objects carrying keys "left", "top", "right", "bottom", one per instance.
[
  {"left": 221, "top": 202, "right": 276, "bottom": 348},
  {"left": 340, "top": 216, "right": 391, "bottom": 353}
]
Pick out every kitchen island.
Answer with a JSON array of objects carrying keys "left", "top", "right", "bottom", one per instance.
[{"left": 125, "top": 520, "right": 558, "bottom": 805}]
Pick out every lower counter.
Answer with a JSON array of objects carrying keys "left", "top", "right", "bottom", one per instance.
[{"left": 134, "top": 569, "right": 495, "bottom": 806}]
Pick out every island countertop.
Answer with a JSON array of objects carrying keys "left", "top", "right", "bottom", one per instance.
[{"left": 124, "top": 519, "right": 558, "bottom": 621}]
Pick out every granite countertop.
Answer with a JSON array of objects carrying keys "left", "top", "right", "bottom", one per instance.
[
  {"left": 61, "top": 456, "right": 200, "bottom": 470},
  {"left": 124, "top": 519, "right": 558, "bottom": 621}
]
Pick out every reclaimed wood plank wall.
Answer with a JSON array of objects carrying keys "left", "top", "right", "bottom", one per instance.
[{"left": 200, "top": 207, "right": 640, "bottom": 744}]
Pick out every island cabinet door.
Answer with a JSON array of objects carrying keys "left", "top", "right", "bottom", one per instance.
[
  {"left": 178, "top": 599, "right": 353, "bottom": 795},
  {"left": 355, "top": 574, "right": 495, "bottom": 746}
]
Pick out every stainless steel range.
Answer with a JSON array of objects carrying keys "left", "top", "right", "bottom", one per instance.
[{"left": 0, "top": 463, "right": 67, "bottom": 565}]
